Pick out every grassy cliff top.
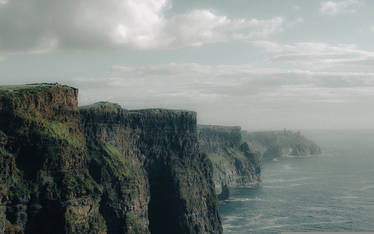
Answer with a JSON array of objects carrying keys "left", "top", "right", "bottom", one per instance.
[
  {"left": 198, "top": 125, "right": 241, "bottom": 131},
  {"left": 0, "top": 83, "right": 74, "bottom": 96},
  {"left": 79, "top": 102, "right": 123, "bottom": 112},
  {"left": 129, "top": 108, "right": 196, "bottom": 115},
  {"left": 80, "top": 102, "right": 195, "bottom": 115}
]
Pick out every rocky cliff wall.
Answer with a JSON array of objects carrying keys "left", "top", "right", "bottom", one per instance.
[
  {"left": 0, "top": 84, "right": 106, "bottom": 234},
  {"left": 79, "top": 102, "right": 150, "bottom": 234},
  {"left": 242, "top": 130, "right": 322, "bottom": 161},
  {"left": 80, "top": 104, "right": 222, "bottom": 234},
  {"left": 198, "top": 125, "right": 261, "bottom": 195},
  {"left": 0, "top": 84, "right": 222, "bottom": 234}
]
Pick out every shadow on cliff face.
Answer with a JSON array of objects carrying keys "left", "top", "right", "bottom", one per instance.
[
  {"left": 26, "top": 200, "right": 65, "bottom": 234},
  {"left": 148, "top": 162, "right": 181, "bottom": 234},
  {"left": 1, "top": 86, "right": 222, "bottom": 234}
]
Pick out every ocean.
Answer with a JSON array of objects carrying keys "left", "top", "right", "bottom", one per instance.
[{"left": 219, "top": 130, "right": 374, "bottom": 233}]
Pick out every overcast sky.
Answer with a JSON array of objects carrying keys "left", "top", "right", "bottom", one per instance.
[{"left": 1, "top": 0, "right": 374, "bottom": 130}]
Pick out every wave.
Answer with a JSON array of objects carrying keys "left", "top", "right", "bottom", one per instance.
[
  {"left": 333, "top": 195, "right": 359, "bottom": 200},
  {"left": 265, "top": 177, "right": 311, "bottom": 184},
  {"left": 226, "top": 197, "right": 264, "bottom": 202},
  {"left": 304, "top": 206, "right": 330, "bottom": 211},
  {"left": 252, "top": 220, "right": 348, "bottom": 231},
  {"left": 359, "top": 185, "right": 374, "bottom": 191}
]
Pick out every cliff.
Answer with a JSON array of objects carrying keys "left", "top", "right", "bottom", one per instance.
[
  {"left": 0, "top": 84, "right": 222, "bottom": 234},
  {"left": 0, "top": 84, "right": 106, "bottom": 234},
  {"left": 198, "top": 125, "right": 261, "bottom": 195},
  {"left": 241, "top": 130, "right": 321, "bottom": 161},
  {"left": 80, "top": 103, "right": 222, "bottom": 234}
]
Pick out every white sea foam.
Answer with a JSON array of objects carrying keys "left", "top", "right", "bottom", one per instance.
[
  {"left": 359, "top": 185, "right": 374, "bottom": 191},
  {"left": 223, "top": 215, "right": 241, "bottom": 222},
  {"left": 265, "top": 177, "right": 311, "bottom": 184},
  {"left": 227, "top": 197, "right": 264, "bottom": 202},
  {"left": 253, "top": 220, "right": 348, "bottom": 231},
  {"left": 304, "top": 206, "right": 330, "bottom": 211},
  {"left": 333, "top": 195, "right": 359, "bottom": 200},
  {"left": 281, "top": 164, "right": 292, "bottom": 170}
]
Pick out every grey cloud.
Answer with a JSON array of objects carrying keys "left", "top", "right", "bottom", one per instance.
[
  {"left": 0, "top": 0, "right": 285, "bottom": 56},
  {"left": 252, "top": 41, "right": 374, "bottom": 70},
  {"left": 320, "top": 0, "right": 364, "bottom": 15},
  {"left": 70, "top": 63, "right": 374, "bottom": 129},
  {"left": 72, "top": 63, "right": 374, "bottom": 107}
]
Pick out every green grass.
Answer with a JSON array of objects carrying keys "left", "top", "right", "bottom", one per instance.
[
  {"left": 0, "top": 148, "right": 30, "bottom": 200},
  {"left": 100, "top": 141, "right": 135, "bottom": 179},
  {"left": 14, "top": 110, "right": 85, "bottom": 148},
  {"left": 79, "top": 102, "right": 122, "bottom": 112},
  {"left": 0, "top": 84, "right": 83, "bottom": 148},
  {"left": 87, "top": 140, "right": 140, "bottom": 182},
  {"left": 0, "top": 84, "right": 38, "bottom": 91},
  {"left": 0, "top": 84, "right": 73, "bottom": 99},
  {"left": 62, "top": 172, "right": 102, "bottom": 198}
]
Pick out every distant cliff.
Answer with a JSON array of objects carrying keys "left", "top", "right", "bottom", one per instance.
[
  {"left": 198, "top": 125, "right": 261, "bottom": 195},
  {"left": 242, "top": 130, "right": 321, "bottom": 161},
  {"left": 0, "top": 84, "right": 222, "bottom": 234}
]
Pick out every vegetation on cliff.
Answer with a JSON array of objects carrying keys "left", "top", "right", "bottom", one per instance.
[
  {"left": 0, "top": 84, "right": 106, "bottom": 234},
  {"left": 0, "top": 85, "right": 222, "bottom": 234},
  {"left": 198, "top": 125, "right": 261, "bottom": 196},
  {"left": 242, "top": 130, "right": 321, "bottom": 161}
]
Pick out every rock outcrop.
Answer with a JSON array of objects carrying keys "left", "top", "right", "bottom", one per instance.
[
  {"left": 0, "top": 84, "right": 106, "bottom": 234},
  {"left": 198, "top": 125, "right": 261, "bottom": 195},
  {"left": 80, "top": 103, "right": 222, "bottom": 234},
  {"left": 241, "top": 130, "right": 321, "bottom": 161},
  {"left": 0, "top": 84, "right": 222, "bottom": 234}
]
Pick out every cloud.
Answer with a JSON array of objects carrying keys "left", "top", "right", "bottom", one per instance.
[
  {"left": 69, "top": 63, "right": 374, "bottom": 129},
  {"left": 285, "top": 17, "right": 304, "bottom": 28},
  {"left": 0, "top": 0, "right": 284, "bottom": 55},
  {"left": 71, "top": 63, "right": 374, "bottom": 109},
  {"left": 320, "top": 0, "right": 364, "bottom": 15},
  {"left": 292, "top": 5, "right": 301, "bottom": 11},
  {"left": 164, "top": 12, "right": 284, "bottom": 45},
  {"left": 251, "top": 41, "right": 374, "bottom": 69}
]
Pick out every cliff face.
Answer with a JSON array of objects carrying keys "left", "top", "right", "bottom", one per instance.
[
  {"left": 0, "top": 84, "right": 222, "bottom": 234},
  {"left": 0, "top": 84, "right": 106, "bottom": 234},
  {"left": 242, "top": 130, "right": 322, "bottom": 161},
  {"left": 80, "top": 104, "right": 222, "bottom": 234},
  {"left": 198, "top": 125, "right": 261, "bottom": 194},
  {"left": 79, "top": 103, "right": 150, "bottom": 234}
]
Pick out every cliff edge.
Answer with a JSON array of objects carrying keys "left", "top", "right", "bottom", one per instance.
[
  {"left": 198, "top": 125, "right": 261, "bottom": 195},
  {"left": 242, "top": 130, "right": 321, "bottom": 161},
  {"left": 0, "top": 85, "right": 222, "bottom": 234},
  {"left": 0, "top": 84, "right": 106, "bottom": 233}
]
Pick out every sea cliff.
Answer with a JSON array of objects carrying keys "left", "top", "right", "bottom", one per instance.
[
  {"left": 0, "top": 84, "right": 222, "bottom": 234},
  {"left": 242, "top": 130, "right": 321, "bottom": 161},
  {"left": 197, "top": 126, "right": 321, "bottom": 196},
  {"left": 198, "top": 125, "right": 261, "bottom": 195}
]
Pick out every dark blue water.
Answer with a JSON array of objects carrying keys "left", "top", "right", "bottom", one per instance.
[{"left": 219, "top": 130, "right": 374, "bottom": 233}]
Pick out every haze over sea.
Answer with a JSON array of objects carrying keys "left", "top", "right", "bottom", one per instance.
[{"left": 219, "top": 130, "right": 374, "bottom": 233}]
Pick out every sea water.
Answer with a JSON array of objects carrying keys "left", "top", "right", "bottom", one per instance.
[{"left": 219, "top": 130, "right": 374, "bottom": 233}]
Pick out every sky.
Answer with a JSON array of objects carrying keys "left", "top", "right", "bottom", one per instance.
[{"left": 1, "top": 0, "right": 374, "bottom": 130}]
